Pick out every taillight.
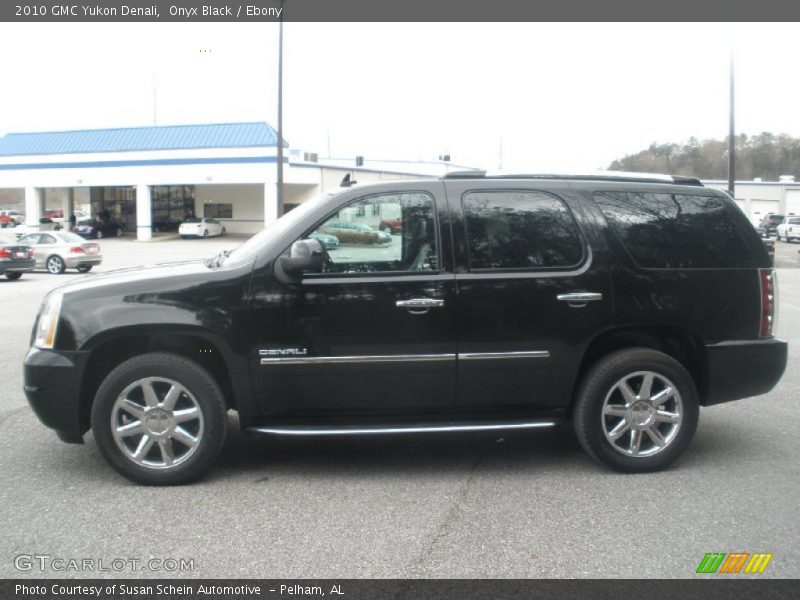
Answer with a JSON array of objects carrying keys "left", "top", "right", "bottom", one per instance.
[
  {"left": 29, "top": 249, "right": 34, "bottom": 257},
  {"left": 70, "top": 246, "right": 85, "bottom": 254},
  {"left": 759, "top": 268, "right": 779, "bottom": 338},
  {"left": 0, "top": 247, "right": 9, "bottom": 258}
]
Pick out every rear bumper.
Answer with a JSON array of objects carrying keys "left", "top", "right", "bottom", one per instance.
[
  {"left": 24, "top": 347, "right": 90, "bottom": 443},
  {"left": 64, "top": 255, "right": 102, "bottom": 268},
  {"left": 703, "top": 338, "right": 788, "bottom": 405},
  {"left": 0, "top": 258, "right": 35, "bottom": 273}
]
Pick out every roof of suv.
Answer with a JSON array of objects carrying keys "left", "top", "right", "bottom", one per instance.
[{"left": 442, "top": 170, "right": 704, "bottom": 186}]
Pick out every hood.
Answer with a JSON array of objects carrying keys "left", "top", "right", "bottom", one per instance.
[{"left": 53, "top": 260, "right": 212, "bottom": 296}]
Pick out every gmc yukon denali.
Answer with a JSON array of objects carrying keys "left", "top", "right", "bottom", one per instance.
[{"left": 24, "top": 172, "right": 788, "bottom": 484}]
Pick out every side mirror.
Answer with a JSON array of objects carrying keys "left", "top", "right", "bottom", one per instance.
[{"left": 278, "top": 239, "right": 324, "bottom": 279}]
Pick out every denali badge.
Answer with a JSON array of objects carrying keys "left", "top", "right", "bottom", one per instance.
[{"left": 259, "top": 348, "right": 309, "bottom": 357}]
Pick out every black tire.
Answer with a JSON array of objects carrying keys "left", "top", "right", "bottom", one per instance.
[
  {"left": 77, "top": 265, "right": 93, "bottom": 273},
  {"left": 202, "top": 229, "right": 209, "bottom": 238},
  {"left": 5, "top": 272, "right": 22, "bottom": 280},
  {"left": 96, "top": 230, "right": 104, "bottom": 239},
  {"left": 573, "top": 347, "right": 699, "bottom": 473},
  {"left": 221, "top": 227, "right": 226, "bottom": 236},
  {"left": 116, "top": 227, "right": 123, "bottom": 237},
  {"left": 91, "top": 352, "right": 227, "bottom": 485},
  {"left": 45, "top": 255, "right": 66, "bottom": 274}
]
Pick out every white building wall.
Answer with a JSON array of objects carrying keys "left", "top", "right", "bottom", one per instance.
[{"left": 194, "top": 184, "right": 266, "bottom": 234}]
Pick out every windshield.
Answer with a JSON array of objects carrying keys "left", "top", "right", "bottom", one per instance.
[
  {"left": 222, "top": 189, "right": 340, "bottom": 267},
  {"left": 184, "top": 218, "right": 201, "bottom": 223}
]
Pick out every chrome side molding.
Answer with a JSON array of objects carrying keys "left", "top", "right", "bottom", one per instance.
[
  {"left": 247, "top": 419, "right": 558, "bottom": 436},
  {"left": 260, "top": 353, "right": 456, "bottom": 365},
  {"left": 260, "top": 351, "right": 550, "bottom": 365},
  {"left": 459, "top": 351, "right": 550, "bottom": 360}
]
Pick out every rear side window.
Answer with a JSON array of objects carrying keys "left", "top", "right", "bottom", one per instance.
[
  {"left": 594, "top": 192, "right": 755, "bottom": 269},
  {"left": 463, "top": 190, "right": 583, "bottom": 270}
]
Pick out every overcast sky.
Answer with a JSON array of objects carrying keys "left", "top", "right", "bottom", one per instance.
[{"left": 0, "top": 22, "right": 798, "bottom": 171}]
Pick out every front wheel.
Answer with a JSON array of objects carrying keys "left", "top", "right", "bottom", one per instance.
[
  {"left": 96, "top": 230, "right": 104, "bottom": 239},
  {"left": 91, "top": 353, "right": 227, "bottom": 485},
  {"left": 5, "top": 272, "right": 22, "bottom": 280},
  {"left": 220, "top": 227, "right": 226, "bottom": 236},
  {"left": 573, "top": 348, "right": 699, "bottom": 473}
]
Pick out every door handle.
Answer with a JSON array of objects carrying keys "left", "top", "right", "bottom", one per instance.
[
  {"left": 396, "top": 298, "right": 445, "bottom": 314},
  {"left": 556, "top": 292, "right": 603, "bottom": 307}
]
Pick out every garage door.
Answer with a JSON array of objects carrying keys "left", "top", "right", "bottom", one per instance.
[
  {"left": 750, "top": 199, "right": 780, "bottom": 223},
  {"left": 785, "top": 190, "right": 800, "bottom": 217}
]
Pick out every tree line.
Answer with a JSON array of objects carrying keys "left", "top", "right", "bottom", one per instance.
[{"left": 608, "top": 133, "right": 800, "bottom": 181}]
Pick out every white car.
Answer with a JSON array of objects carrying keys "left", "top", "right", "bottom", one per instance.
[
  {"left": 776, "top": 216, "right": 800, "bottom": 242},
  {"left": 13, "top": 219, "right": 61, "bottom": 238},
  {"left": 178, "top": 217, "right": 226, "bottom": 239}
]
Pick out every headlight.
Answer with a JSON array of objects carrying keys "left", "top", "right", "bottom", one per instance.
[{"left": 34, "top": 293, "right": 63, "bottom": 349}]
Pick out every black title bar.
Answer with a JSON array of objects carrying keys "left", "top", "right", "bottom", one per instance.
[
  {"left": 2, "top": 0, "right": 800, "bottom": 22},
  {"left": 3, "top": 579, "right": 799, "bottom": 600}
]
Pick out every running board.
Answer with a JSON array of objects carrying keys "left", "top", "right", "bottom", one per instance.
[{"left": 246, "top": 419, "right": 559, "bottom": 437}]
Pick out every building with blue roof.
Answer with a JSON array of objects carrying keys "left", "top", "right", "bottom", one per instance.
[{"left": 0, "top": 122, "right": 473, "bottom": 240}]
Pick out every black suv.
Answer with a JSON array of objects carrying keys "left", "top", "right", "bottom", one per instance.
[{"left": 24, "top": 173, "right": 787, "bottom": 484}]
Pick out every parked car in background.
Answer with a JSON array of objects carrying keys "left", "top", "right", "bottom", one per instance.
[
  {"left": 308, "top": 231, "right": 340, "bottom": 250},
  {"left": 0, "top": 240, "right": 35, "bottom": 279},
  {"left": 378, "top": 218, "right": 403, "bottom": 234},
  {"left": 178, "top": 217, "right": 226, "bottom": 239},
  {"left": 776, "top": 216, "right": 800, "bottom": 242},
  {"left": 75, "top": 219, "right": 124, "bottom": 239},
  {"left": 0, "top": 210, "right": 25, "bottom": 227},
  {"left": 17, "top": 231, "right": 102, "bottom": 274},
  {"left": 763, "top": 238, "right": 775, "bottom": 264},
  {"left": 14, "top": 218, "right": 61, "bottom": 238},
  {"left": 45, "top": 208, "right": 64, "bottom": 220},
  {"left": 320, "top": 220, "right": 392, "bottom": 245},
  {"left": 757, "top": 213, "right": 784, "bottom": 237}
]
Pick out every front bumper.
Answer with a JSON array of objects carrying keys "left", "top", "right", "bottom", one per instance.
[
  {"left": 703, "top": 338, "right": 788, "bottom": 405},
  {"left": 24, "top": 347, "right": 90, "bottom": 443}
]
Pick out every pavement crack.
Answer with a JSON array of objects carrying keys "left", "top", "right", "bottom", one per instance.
[{"left": 404, "top": 440, "right": 491, "bottom": 582}]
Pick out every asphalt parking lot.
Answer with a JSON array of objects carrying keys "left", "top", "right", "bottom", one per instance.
[{"left": 0, "top": 234, "right": 798, "bottom": 579}]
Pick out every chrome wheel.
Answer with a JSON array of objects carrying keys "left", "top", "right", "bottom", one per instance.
[
  {"left": 46, "top": 256, "right": 64, "bottom": 274},
  {"left": 110, "top": 377, "right": 204, "bottom": 469},
  {"left": 601, "top": 371, "right": 683, "bottom": 457}
]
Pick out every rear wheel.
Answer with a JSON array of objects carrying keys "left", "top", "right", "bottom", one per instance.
[
  {"left": 573, "top": 348, "right": 699, "bottom": 473},
  {"left": 46, "top": 255, "right": 66, "bottom": 274},
  {"left": 96, "top": 230, "right": 104, "bottom": 239},
  {"left": 91, "top": 353, "right": 227, "bottom": 485},
  {"left": 5, "top": 272, "right": 22, "bottom": 280}
]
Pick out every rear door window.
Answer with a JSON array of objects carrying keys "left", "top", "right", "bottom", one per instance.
[
  {"left": 462, "top": 190, "right": 584, "bottom": 270},
  {"left": 594, "top": 192, "right": 755, "bottom": 268}
]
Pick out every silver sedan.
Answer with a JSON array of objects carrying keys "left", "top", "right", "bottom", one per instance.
[{"left": 16, "top": 231, "right": 103, "bottom": 274}]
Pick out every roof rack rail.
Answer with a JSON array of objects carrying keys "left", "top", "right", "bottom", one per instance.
[
  {"left": 443, "top": 171, "right": 703, "bottom": 186},
  {"left": 443, "top": 170, "right": 486, "bottom": 178}
]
